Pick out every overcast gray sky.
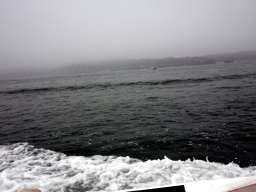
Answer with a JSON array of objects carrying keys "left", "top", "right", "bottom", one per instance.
[{"left": 1, "top": 0, "right": 256, "bottom": 68}]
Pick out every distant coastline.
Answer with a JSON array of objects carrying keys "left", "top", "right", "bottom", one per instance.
[
  {"left": 1, "top": 50, "right": 256, "bottom": 79},
  {"left": 55, "top": 50, "right": 256, "bottom": 75}
]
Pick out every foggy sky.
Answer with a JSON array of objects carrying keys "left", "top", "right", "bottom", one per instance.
[{"left": 1, "top": 0, "right": 256, "bottom": 69}]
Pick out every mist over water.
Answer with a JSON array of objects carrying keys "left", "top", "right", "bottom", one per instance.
[
  {"left": 1, "top": 1, "right": 256, "bottom": 190},
  {"left": 0, "top": 61, "right": 256, "bottom": 191},
  {"left": 1, "top": 1, "right": 256, "bottom": 69}
]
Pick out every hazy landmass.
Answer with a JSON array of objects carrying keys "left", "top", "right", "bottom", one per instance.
[
  {"left": 204, "top": 51, "right": 256, "bottom": 62},
  {"left": 54, "top": 50, "right": 256, "bottom": 75},
  {"left": 2, "top": 1, "right": 255, "bottom": 75},
  {"left": 1, "top": 51, "right": 256, "bottom": 79}
]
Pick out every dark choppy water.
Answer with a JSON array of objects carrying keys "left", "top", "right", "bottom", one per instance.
[{"left": 1, "top": 61, "right": 256, "bottom": 191}]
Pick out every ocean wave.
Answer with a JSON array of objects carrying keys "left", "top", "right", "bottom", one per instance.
[
  {"left": 1, "top": 143, "right": 256, "bottom": 192},
  {"left": 1, "top": 73, "right": 256, "bottom": 95}
]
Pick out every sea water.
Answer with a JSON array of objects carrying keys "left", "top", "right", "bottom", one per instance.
[{"left": 0, "top": 61, "right": 256, "bottom": 191}]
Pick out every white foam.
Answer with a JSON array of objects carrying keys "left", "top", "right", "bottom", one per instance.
[{"left": 0, "top": 143, "right": 256, "bottom": 192}]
